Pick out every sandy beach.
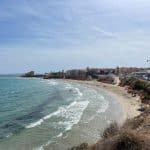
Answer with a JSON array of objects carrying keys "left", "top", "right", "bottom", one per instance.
[
  {"left": 65, "top": 79, "right": 141, "bottom": 121},
  {"left": 44, "top": 79, "right": 133, "bottom": 149},
  {"left": 43, "top": 79, "right": 143, "bottom": 149}
]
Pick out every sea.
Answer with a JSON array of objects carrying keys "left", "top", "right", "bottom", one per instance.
[{"left": 0, "top": 76, "right": 124, "bottom": 150}]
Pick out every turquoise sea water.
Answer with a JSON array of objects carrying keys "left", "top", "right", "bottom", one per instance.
[{"left": 0, "top": 76, "right": 123, "bottom": 150}]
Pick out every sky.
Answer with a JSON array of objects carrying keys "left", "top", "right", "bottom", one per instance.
[{"left": 0, "top": 0, "right": 150, "bottom": 73}]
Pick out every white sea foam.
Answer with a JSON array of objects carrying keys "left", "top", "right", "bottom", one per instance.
[
  {"left": 55, "top": 100, "right": 89, "bottom": 131},
  {"left": 43, "top": 109, "right": 60, "bottom": 120},
  {"left": 74, "top": 88, "right": 83, "bottom": 97},
  {"left": 65, "top": 85, "right": 83, "bottom": 97},
  {"left": 26, "top": 119, "right": 44, "bottom": 128},
  {"left": 65, "top": 83, "right": 73, "bottom": 89},
  {"left": 57, "top": 132, "right": 63, "bottom": 137},
  {"left": 88, "top": 115, "right": 97, "bottom": 121},
  {"left": 31, "top": 99, "right": 88, "bottom": 150},
  {"left": 26, "top": 110, "right": 60, "bottom": 128},
  {"left": 47, "top": 80, "right": 58, "bottom": 86},
  {"left": 33, "top": 146, "right": 44, "bottom": 150},
  {"left": 88, "top": 96, "right": 109, "bottom": 122},
  {"left": 34, "top": 139, "right": 53, "bottom": 150},
  {"left": 26, "top": 100, "right": 89, "bottom": 129},
  {"left": 97, "top": 99, "right": 109, "bottom": 113},
  {"left": 6, "top": 133, "right": 13, "bottom": 138},
  {"left": 100, "top": 95, "right": 105, "bottom": 99}
]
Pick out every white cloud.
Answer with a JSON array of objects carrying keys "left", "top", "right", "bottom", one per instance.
[{"left": 0, "top": 0, "right": 150, "bottom": 73}]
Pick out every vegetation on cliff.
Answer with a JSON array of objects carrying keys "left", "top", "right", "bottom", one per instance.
[
  {"left": 22, "top": 71, "right": 35, "bottom": 77},
  {"left": 119, "top": 77, "right": 150, "bottom": 104},
  {"left": 21, "top": 71, "right": 43, "bottom": 78}
]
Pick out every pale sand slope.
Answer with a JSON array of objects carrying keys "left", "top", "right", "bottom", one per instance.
[{"left": 64, "top": 79, "right": 141, "bottom": 121}]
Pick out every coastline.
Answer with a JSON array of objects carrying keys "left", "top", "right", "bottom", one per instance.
[
  {"left": 63, "top": 79, "right": 141, "bottom": 122},
  {"left": 44, "top": 79, "right": 129, "bottom": 149},
  {"left": 0, "top": 77, "right": 143, "bottom": 150}
]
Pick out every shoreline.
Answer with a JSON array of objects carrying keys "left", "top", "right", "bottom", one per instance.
[
  {"left": 44, "top": 79, "right": 130, "bottom": 149},
  {"left": 0, "top": 77, "right": 143, "bottom": 150},
  {"left": 63, "top": 79, "right": 141, "bottom": 123}
]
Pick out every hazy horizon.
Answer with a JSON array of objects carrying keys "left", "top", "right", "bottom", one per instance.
[{"left": 0, "top": 0, "right": 150, "bottom": 73}]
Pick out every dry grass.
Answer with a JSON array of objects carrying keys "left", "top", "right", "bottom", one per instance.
[
  {"left": 90, "top": 130, "right": 149, "bottom": 150},
  {"left": 101, "top": 122, "right": 119, "bottom": 139},
  {"left": 69, "top": 143, "right": 88, "bottom": 150},
  {"left": 122, "top": 117, "right": 145, "bottom": 130},
  {"left": 113, "top": 130, "right": 143, "bottom": 150}
]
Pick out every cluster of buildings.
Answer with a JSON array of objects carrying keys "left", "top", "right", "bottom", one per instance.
[
  {"left": 44, "top": 67, "right": 149, "bottom": 81},
  {"left": 130, "top": 70, "right": 150, "bottom": 81},
  {"left": 43, "top": 68, "right": 118, "bottom": 81},
  {"left": 22, "top": 67, "right": 150, "bottom": 82}
]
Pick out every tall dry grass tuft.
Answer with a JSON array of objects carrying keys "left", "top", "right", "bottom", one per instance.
[
  {"left": 101, "top": 122, "right": 119, "bottom": 139},
  {"left": 69, "top": 143, "right": 88, "bottom": 150},
  {"left": 113, "top": 130, "right": 143, "bottom": 150}
]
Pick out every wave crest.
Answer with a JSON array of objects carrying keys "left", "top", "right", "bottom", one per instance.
[{"left": 26, "top": 100, "right": 89, "bottom": 129}]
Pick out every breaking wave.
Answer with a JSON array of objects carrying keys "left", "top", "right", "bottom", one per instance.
[{"left": 26, "top": 100, "right": 89, "bottom": 129}]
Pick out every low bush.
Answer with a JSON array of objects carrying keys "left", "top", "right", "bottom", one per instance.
[{"left": 120, "top": 77, "right": 150, "bottom": 104}]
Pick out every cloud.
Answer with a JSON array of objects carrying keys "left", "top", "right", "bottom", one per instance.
[{"left": 0, "top": 0, "right": 150, "bottom": 73}]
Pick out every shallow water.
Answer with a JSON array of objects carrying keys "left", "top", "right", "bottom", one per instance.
[{"left": 0, "top": 77, "right": 123, "bottom": 150}]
